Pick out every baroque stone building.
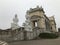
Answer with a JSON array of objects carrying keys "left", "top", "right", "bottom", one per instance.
[
  {"left": 0, "top": 6, "right": 57, "bottom": 41},
  {"left": 25, "top": 6, "right": 56, "bottom": 32}
]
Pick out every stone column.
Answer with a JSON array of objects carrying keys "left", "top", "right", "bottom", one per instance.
[{"left": 38, "top": 18, "right": 46, "bottom": 32}]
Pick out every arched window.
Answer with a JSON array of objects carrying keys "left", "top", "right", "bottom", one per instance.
[
  {"left": 33, "top": 21, "right": 38, "bottom": 27},
  {"left": 35, "top": 22, "right": 38, "bottom": 27}
]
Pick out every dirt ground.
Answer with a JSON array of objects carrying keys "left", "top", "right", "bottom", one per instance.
[{"left": 9, "top": 38, "right": 60, "bottom": 45}]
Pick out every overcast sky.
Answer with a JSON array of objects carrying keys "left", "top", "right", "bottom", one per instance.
[{"left": 0, "top": 0, "right": 60, "bottom": 29}]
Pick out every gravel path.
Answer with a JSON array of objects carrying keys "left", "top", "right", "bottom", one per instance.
[{"left": 9, "top": 38, "right": 60, "bottom": 45}]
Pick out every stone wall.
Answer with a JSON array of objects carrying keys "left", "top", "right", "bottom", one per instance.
[{"left": 0, "top": 27, "right": 51, "bottom": 42}]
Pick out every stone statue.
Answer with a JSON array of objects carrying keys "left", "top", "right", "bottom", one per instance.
[
  {"left": 11, "top": 14, "right": 20, "bottom": 30},
  {"left": 13, "top": 14, "right": 19, "bottom": 24},
  {"left": 23, "top": 15, "right": 32, "bottom": 31}
]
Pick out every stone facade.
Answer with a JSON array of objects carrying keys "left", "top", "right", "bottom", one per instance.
[
  {"left": 0, "top": 6, "right": 57, "bottom": 42},
  {"left": 26, "top": 6, "right": 57, "bottom": 32}
]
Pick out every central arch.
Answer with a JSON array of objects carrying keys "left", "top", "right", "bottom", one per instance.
[{"left": 30, "top": 15, "right": 41, "bottom": 28}]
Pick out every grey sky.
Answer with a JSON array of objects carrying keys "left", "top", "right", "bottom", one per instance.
[{"left": 0, "top": 0, "right": 60, "bottom": 29}]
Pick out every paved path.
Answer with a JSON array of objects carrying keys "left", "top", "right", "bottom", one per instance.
[{"left": 9, "top": 38, "right": 60, "bottom": 45}]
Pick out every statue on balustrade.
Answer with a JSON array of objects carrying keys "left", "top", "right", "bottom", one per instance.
[
  {"left": 23, "top": 15, "right": 32, "bottom": 31},
  {"left": 11, "top": 14, "right": 20, "bottom": 30}
]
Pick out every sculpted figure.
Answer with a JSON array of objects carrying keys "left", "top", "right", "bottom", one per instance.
[
  {"left": 11, "top": 14, "right": 20, "bottom": 30},
  {"left": 23, "top": 15, "right": 32, "bottom": 31}
]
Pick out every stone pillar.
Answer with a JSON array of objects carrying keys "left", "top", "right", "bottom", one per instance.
[
  {"left": 30, "top": 32, "right": 33, "bottom": 39},
  {"left": 52, "top": 24, "right": 57, "bottom": 32},
  {"left": 20, "top": 31, "right": 24, "bottom": 40},
  {"left": 26, "top": 31, "right": 33, "bottom": 40},
  {"left": 38, "top": 18, "right": 46, "bottom": 32}
]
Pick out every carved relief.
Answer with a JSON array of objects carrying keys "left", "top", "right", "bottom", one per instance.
[{"left": 31, "top": 15, "right": 41, "bottom": 21}]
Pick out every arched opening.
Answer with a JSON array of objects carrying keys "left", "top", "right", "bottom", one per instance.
[{"left": 33, "top": 21, "right": 38, "bottom": 27}]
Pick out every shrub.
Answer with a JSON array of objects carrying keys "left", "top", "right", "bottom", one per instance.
[{"left": 39, "top": 33, "right": 59, "bottom": 39}]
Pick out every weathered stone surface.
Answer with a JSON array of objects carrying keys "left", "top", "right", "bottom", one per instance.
[
  {"left": 11, "top": 14, "right": 20, "bottom": 30},
  {"left": 0, "top": 6, "right": 57, "bottom": 42}
]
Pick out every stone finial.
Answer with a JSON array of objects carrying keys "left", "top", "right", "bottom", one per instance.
[
  {"left": 40, "top": 6, "right": 43, "bottom": 9},
  {"left": 30, "top": 8, "right": 32, "bottom": 10},
  {"left": 15, "top": 14, "right": 17, "bottom": 18},
  {"left": 36, "top": 5, "right": 39, "bottom": 8},
  {"left": 52, "top": 15, "right": 55, "bottom": 20},
  {"left": 26, "top": 10, "right": 29, "bottom": 15}
]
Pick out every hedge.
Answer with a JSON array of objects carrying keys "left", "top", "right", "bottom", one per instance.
[{"left": 39, "top": 33, "right": 59, "bottom": 39}]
